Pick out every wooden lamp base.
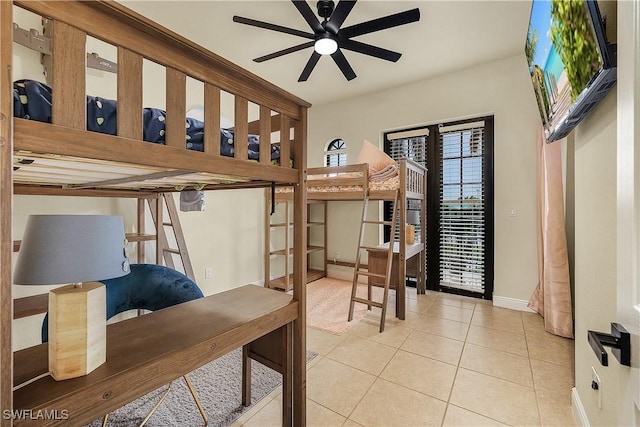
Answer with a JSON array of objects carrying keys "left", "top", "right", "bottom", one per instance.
[
  {"left": 405, "top": 224, "right": 415, "bottom": 244},
  {"left": 48, "top": 282, "right": 106, "bottom": 381}
]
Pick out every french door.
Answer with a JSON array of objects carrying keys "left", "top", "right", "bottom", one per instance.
[{"left": 384, "top": 116, "right": 494, "bottom": 299}]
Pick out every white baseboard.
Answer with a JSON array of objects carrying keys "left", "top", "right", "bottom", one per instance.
[
  {"left": 572, "top": 387, "right": 589, "bottom": 426},
  {"left": 324, "top": 272, "right": 539, "bottom": 313},
  {"left": 492, "top": 295, "right": 536, "bottom": 312},
  {"left": 326, "top": 266, "right": 366, "bottom": 283}
]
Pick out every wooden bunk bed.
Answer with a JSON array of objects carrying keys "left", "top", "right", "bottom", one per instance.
[
  {"left": 1, "top": 1, "right": 309, "bottom": 426},
  {"left": 269, "top": 160, "right": 427, "bottom": 323}
]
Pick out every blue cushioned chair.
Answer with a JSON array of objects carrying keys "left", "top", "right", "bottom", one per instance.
[{"left": 42, "top": 264, "right": 208, "bottom": 426}]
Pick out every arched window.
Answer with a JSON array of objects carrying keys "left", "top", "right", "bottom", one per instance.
[{"left": 324, "top": 138, "right": 347, "bottom": 167}]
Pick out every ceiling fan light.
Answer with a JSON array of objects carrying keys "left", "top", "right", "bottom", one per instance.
[{"left": 314, "top": 37, "right": 338, "bottom": 55}]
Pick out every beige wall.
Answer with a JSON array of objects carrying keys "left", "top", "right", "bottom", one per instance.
[
  {"left": 571, "top": 91, "right": 618, "bottom": 424},
  {"left": 307, "top": 53, "right": 541, "bottom": 303},
  {"left": 572, "top": 1, "right": 640, "bottom": 424}
]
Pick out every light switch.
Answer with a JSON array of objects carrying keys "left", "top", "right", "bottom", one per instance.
[{"left": 509, "top": 208, "right": 517, "bottom": 217}]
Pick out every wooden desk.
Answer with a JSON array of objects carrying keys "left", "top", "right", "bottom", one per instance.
[
  {"left": 367, "top": 242, "right": 425, "bottom": 319},
  {"left": 13, "top": 285, "right": 298, "bottom": 426}
]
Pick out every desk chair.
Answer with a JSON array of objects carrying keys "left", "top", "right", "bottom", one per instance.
[{"left": 42, "top": 263, "right": 208, "bottom": 426}]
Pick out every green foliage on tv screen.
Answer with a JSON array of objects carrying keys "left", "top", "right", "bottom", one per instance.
[
  {"left": 532, "top": 65, "right": 551, "bottom": 121},
  {"left": 550, "top": 0, "right": 601, "bottom": 101}
]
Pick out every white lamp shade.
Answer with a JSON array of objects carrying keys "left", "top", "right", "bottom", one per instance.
[{"left": 14, "top": 215, "right": 130, "bottom": 285}]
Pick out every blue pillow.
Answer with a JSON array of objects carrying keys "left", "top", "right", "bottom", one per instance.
[{"left": 42, "top": 264, "right": 203, "bottom": 343}]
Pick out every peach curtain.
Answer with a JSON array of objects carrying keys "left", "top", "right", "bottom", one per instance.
[{"left": 528, "top": 126, "right": 574, "bottom": 338}]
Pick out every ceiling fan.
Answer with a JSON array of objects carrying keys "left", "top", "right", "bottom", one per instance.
[{"left": 233, "top": 0, "right": 420, "bottom": 82}]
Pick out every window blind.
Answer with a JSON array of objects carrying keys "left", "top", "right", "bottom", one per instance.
[
  {"left": 325, "top": 152, "right": 346, "bottom": 167},
  {"left": 439, "top": 124, "right": 485, "bottom": 293},
  {"left": 387, "top": 132, "right": 428, "bottom": 241},
  {"left": 325, "top": 139, "right": 347, "bottom": 167}
]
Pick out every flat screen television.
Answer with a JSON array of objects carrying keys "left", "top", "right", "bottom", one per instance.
[{"left": 526, "top": 0, "right": 617, "bottom": 142}]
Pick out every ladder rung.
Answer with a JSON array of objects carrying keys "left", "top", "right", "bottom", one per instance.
[
  {"left": 352, "top": 297, "right": 384, "bottom": 308},
  {"left": 360, "top": 246, "right": 389, "bottom": 252},
  {"left": 363, "top": 220, "right": 392, "bottom": 225},
  {"left": 162, "top": 222, "right": 173, "bottom": 226},
  {"left": 163, "top": 248, "right": 180, "bottom": 255},
  {"left": 356, "top": 271, "right": 386, "bottom": 279}
]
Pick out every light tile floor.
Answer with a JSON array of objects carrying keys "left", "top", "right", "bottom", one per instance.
[{"left": 232, "top": 287, "right": 576, "bottom": 427}]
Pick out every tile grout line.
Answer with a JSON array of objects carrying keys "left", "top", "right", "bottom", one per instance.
[{"left": 440, "top": 302, "right": 477, "bottom": 426}]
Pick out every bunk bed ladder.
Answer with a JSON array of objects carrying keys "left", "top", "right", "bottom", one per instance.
[
  {"left": 348, "top": 189, "right": 400, "bottom": 332},
  {"left": 147, "top": 193, "right": 196, "bottom": 282}
]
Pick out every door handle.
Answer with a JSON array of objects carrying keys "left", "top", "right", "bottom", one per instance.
[{"left": 587, "top": 323, "right": 631, "bottom": 367}]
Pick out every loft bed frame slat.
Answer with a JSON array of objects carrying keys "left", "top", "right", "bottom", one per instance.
[
  {"left": 234, "top": 95, "right": 249, "bottom": 161},
  {"left": 117, "top": 48, "right": 143, "bottom": 140},
  {"left": 280, "top": 115, "right": 291, "bottom": 169},
  {"left": 51, "top": 20, "right": 85, "bottom": 129},
  {"left": 4, "top": 0, "right": 309, "bottom": 424},
  {"left": 259, "top": 106, "right": 272, "bottom": 164},
  {"left": 165, "top": 68, "right": 187, "bottom": 149},
  {"left": 203, "top": 83, "right": 221, "bottom": 156}
]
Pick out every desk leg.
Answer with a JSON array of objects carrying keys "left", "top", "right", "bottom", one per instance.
[
  {"left": 398, "top": 258, "right": 406, "bottom": 320},
  {"left": 242, "top": 344, "right": 251, "bottom": 406},
  {"left": 241, "top": 324, "right": 293, "bottom": 426},
  {"left": 418, "top": 248, "right": 426, "bottom": 294},
  {"left": 282, "top": 322, "right": 292, "bottom": 427}
]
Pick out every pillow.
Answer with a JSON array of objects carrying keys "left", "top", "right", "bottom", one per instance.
[{"left": 355, "top": 140, "right": 396, "bottom": 174}]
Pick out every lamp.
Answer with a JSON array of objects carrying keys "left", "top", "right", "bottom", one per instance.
[
  {"left": 405, "top": 210, "right": 421, "bottom": 245},
  {"left": 314, "top": 34, "right": 338, "bottom": 55},
  {"left": 14, "top": 215, "right": 130, "bottom": 380}
]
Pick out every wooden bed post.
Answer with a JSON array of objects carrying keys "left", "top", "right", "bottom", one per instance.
[
  {"left": 0, "top": 2, "right": 13, "bottom": 421},
  {"left": 420, "top": 166, "right": 427, "bottom": 294},
  {"left": 292, "top": 106, "right": 308, "bottom": 426},
  {"left": 398, "top": 160, "right": 407, "bottom": 320}
]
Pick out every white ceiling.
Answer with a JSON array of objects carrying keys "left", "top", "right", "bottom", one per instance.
[{"left": 121, "top": 1, "right": 532, "bottom": 107}]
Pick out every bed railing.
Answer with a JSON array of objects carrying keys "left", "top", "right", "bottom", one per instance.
[
  {"left": 307, "top": 164, "right": 370, "bottom": 189},
  {"left": 304, "top": 160, "right": 426, "bottom": 200},
  {"left": 13, "top": 1, "right": 310, "bottom": 186},
  {"left": 401, "top": 158, "right": 427, "bottom": 200}
]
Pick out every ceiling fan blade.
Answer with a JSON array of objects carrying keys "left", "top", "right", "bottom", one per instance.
[
  {"left": 340, "top": 8, "right": 420, "bottom": 39},
  {"left": 330, "top": 49, "right": 356, "bottom": 81},
  {"left": 233, "top": 16, "right": 315, "bottom": 39},
  {"left": 325, "top": 1, "right": 357, "bottom": 35},
  {"left": 298, "top": 51, "right": 322, "bottom": 82},
  {"left": 291, "top": 0, "right": 324, "bottom": 34},
  {"left": 340, "top": 39, "right": 401, "bottom": 62},
  {"left": 254, "top": 41, "right": 315, "bottom": 63}
]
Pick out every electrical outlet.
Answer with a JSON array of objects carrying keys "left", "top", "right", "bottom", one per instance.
[
  {"left": 591, "top": 366, "right": 602, "bottom": 409},
  {"left": 204, "top": 267, "right": 213, "bottom": 279}
]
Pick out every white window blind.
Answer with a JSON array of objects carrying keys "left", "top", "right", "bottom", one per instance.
[
  {"left": 387, "top": 132, "right": 428, "bottom": 241},
  {"left": 387, "top": 134, "right": 427, "bottom": 164},
  {"left": 439, "top": 124, "right": 485, "bottom": 293}
]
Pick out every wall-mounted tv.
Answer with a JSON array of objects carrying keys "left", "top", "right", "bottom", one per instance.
[{"left": 526, "top": 0, "right": 617, "bottom": 143}]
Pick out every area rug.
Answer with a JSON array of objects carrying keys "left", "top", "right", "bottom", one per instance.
[
  {"left": 85, "top": 348, "right": 315, "bottom": 427},
  {"left": 307, "top": 277, "right": 385, "bottom": 335}
]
